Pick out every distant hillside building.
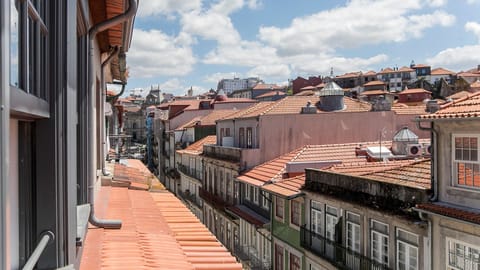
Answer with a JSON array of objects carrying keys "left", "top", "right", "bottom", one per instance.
[
  {"left": 292, "top": 76, "right": 323, "bottom": 95},
  {"left": 217, "top": 77, "right": 263, "bottom": 94}
]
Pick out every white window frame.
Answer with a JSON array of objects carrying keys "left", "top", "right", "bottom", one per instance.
[
  {"left": 325, "top": 205, "right": 338, "bottom": 241},
  {"left": 396, "top": 228, "right": 419, "bottom": 270},
  {"left": 245, "top": 183, "right": 251, "bottom": 200},
  {"left": 452, "top": 134, "right": 480, "bottom": 190},
  {"left": 446, "top": 237, "right": 480, "bottom": 270},
  {"left": 311, "top": 200, "right": 322, "bottom": 235},
  {"left": 371, "top": 219, "right": 389, "bottom": 266},
  {"left": 346, "top": 212, "right": 361, "bottom": 253},
  {"left": 253, "top": 187, "right": 259, "bottom": 204},
  {"left": 261, "top": 191, "right": 269, "bottom": 209}
]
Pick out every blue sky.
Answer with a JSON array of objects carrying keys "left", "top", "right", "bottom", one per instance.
[{"left": 126, "top": 0, "right": 480, "bottom": 96}]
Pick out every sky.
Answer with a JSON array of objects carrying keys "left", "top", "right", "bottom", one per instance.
[{"left": 125, "top": 0, "right": 480, "bottom": 96}]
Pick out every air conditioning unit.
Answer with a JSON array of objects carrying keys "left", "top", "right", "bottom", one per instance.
[
  {"left": 422, "top": 143, "right": 432, "bottom": 155},
  {"left": 406, "top": 144, "right": 422, "bottom": 156}
]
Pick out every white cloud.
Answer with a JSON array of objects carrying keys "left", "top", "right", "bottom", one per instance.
[
  {"left": 157, "top": 78, "right": 206, "bottom": 96},
  {"left": 247, "top": 0, "right": 263, "bottom": 9},
  {"left": 466, "top": 21, "right": 480, "bottom": 42},
  {"left": 247, "top": 64, "right": 291, "bottom": 80},
  {"left": 467, "top": 0, "right": 480, "bottom": 4},
  {"left": 204, "top": 72, "right": 240, "bottom": 83},
  {"left": 128, "top": 29, "right": 197, "bottom": 78},
  {"left": 427, "top": 21, "right": 480, "bottom": 70},
  {"left": 203, "top": 40, "right": 278, "bottom": 66},
  {"left": 425, "top": 0, "right": 448, "bottom": 6},
  {"left": 136, "top": 0, "right": 201, "bottom": 18},
  {"left": 211, "top": 0, "right": 244, "bottom": 15},
  {"left": 181, "top": 10, "right": 241, "bottom": 45},
  {"left": 258, "top": 0, "right": 455, "bottom": 56}
]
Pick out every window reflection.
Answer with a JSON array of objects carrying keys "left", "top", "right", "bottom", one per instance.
[{"left": 10, "top": 0, "right": 19, "bottom": 87}]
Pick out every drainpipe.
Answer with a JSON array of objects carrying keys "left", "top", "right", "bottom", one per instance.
[
  {"left": 418, "top": 211, "right": 432, "bottom": 270},
  {"left": 87, "top": 0, "right": 137, "bottom": 229},
  {"left": 416, "top": 120, "right": 438, "bottom": 201},
  {"left": 100, "top": 46, "right": 120, "bottom": 176}
]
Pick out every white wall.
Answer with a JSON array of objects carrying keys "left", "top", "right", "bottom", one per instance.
[{"left": 7, "top": 119, "right": 19, "bottom": 269}]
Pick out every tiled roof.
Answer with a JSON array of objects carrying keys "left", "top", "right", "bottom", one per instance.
[
  {"left": 325, "top": 159, "right": 431, "bottom": 189},
  {"left": 80, "top": 161, "right": 241, "bottom": 270},
  {"left": 470, "top": 80, "right": 480, "bottom": 88},
  {"left": 378, "top": 67, "right": 413, "bottom": 74},
  {"left": 253, "top": 83, "right": 284, "bottom": 90},
  {"left": 419, "top": 91, "right": 480, "bottom": 119},
  {"left": 391, "top": 103, "right": 428, "bottom": 115},
  {"left": 177, "top": 135, "right": 217, "bottom": 155},
  {"left": 294, "top": 90, "right": 315, "bottom": 96},
  {"left": 255, "top": 90, "right": 286, "bottom": 98},
  {"left": 335, "top": 72, "right": 361, "bottom": 79},
  {"left": 447, "top": 91, "right": 471, "bottom": 100},
  {"left": 213, "top": 98, "right": 257, "bottom": 103},
  {"left": 316, "top": 82, "right": 326, "bottom": 88},
  {"left": 237, "top": 141, "right": 398, "bottom": 187},
  {"left": 399, "top": 88, "right": 431, "bottom": 95},
  {"left": 300, "top": 85, "right": 317, "bottom": 90},
  {"left": 458, "top": 72, "right": 480, "bottom": 78},
  {"left": 261, "top": 96, "right": 371, "bottom": 115},
  {"left": 175, "top": 117, "right": 202, "bottom": 131},
  {"left": 378, "top": 67, "right": 394, "bottom": 74},
  {"left": 158, "top": 99, "right": 204, "bottom": 110},
  {"left": 360, "top": 90, "right": 389, "bottom": 95},
  {"left": 431, "top": 67, "right": 455, "bottom": 75},
  {"left": 398, "top": 66, "right": 415, "bottom": 72},
  {"left": 363, "top": 80, "right": 386, "bottom": 86},
  {"left": 412, "top": 64, "right": 430, "bottom": 68},
  {"left": 364, "top": 70, "right": 377, "bottom": 76},
  {"left": 262, "top": 174, "right": 305, "bottom": 198},
  {"left": 220, "top": 101, "right": 276, "bottom": 120},
  {"left": 416, "top": 202, "right": 480, "bottom": 225}
]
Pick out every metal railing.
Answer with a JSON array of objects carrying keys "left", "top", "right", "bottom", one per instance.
[
  {"left": 199, "top": 187, "right": 232, "bottom": 210},
  {"left": 178, "top": 189, "right": 202, "bottom": 208},
  {"left": 300, "top": 226, "right": 391, "bottom": 270},
  {"left": 177, "top": 164, "right": 203, "bottom": 181},
  {"left": 22, "top": 231, "right": 55, "bottom": 270},
  {"left": 233, "top": 245, "right": 270, "bottom": 270}
]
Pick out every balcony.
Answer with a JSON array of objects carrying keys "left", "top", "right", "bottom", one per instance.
[
  {"left": 199, "top": 187, "right": 232, "bottom": 210},
  {"left": 203, "top": 144, "right": 261, "bottom": 170},
  {"left": 177, "top": 164, "right": 203, "bottom": 182},
  {"left": 300, "top": 226, "right": 391, "bottom": 270},
  {"left": 233, "top": 245, "right": 270, "bottom": 270},
  {"left": 177, "top": 189, "right": 202, "bottom": 209}
]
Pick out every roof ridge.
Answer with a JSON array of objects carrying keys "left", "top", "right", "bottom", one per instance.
[{"left": 439, "top": 91, "right": 480, "bottom": 110}]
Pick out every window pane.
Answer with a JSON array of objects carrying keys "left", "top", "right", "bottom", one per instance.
[{"left": 10, "top": 0, "right": 19, "bottom": 87}]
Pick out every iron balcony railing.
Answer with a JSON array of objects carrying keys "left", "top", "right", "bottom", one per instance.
[
  {"left": 22, "top": 231, "right": 54, "bottom": 270},
  {"left": 300, "top": 226, "right": 391, "bottom": 270},
  {"left": 233, "top": 245, "right": 270, "bottom": 270},
  {"left": 199, "top": 187, "right": 232, "bottom": 210},
  {"left": 177, "top": 164, "right": 203, "bottom": 182},
  {"left": 177, "top": 189, "right": 202, "bottom": 208}
]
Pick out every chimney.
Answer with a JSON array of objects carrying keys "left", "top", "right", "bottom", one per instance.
[
  {"left": 371, "top": 96, "right": 392, "bottom": 111},
  {"left": 301, "top": 101, "right": 317, "bottom": 114},
  {"left": 426, "top": 100, "right": 440, "bottom": 113},
  {"left": 355, "top": 145, "right": 367, "bottom": 157}
]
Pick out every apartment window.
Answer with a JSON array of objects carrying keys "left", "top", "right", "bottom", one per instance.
[
  {"left": 225, "top": 128, "right": 230, "bottom": 137},
  {"left": 346, "top": 212, "right": 361, "bottom": 253},
  {"left": 453, "top": 135, "right": 480, "bottom": 188},
  {"left": 447, "top": 238, "right": 480, "bottom": 270},
  {"left": 397, "top": 229, "right": 418, "bottom": 270},
  {"left": 246, "top": 127, "right": 253, "bottom": 148},
  {"left": 219, "top": 171, "right": 224, "bottom": 198},
  {"left": 275, "top": 244, "right": 284, "bottom": 270},
  {"left": 325, "top": 205, "right": 338, "bottom": 241},
  {"left": 10, "top": 0, "right": 49, "bottom": 100},
  {"left": 226, "top": 175, "right": 232, "bottom": 202},
  {"left": 371, "top": 220, "right": 389, "bottom": 265},
  {"left": 275, "top": 197, "right": 284, "bottom": 220},
  {"left": 290, "top": 200, "right": 301, "bottom": 227},
  {"left": 253, "top": 187, "right": 259, "bottom": 204},
  {"left": 239, "top": 128, "right": 245, "bottom": 148},
  {"left": 262, "top": 234, "right": 271, "bottom": 262},
  {"left": 311, "top": 200, "right": 322, "bottom": 234},
  {"left": 245, "top": 184, "right": 251, "bottom": 200},
  {"left": 290, "top": 253, "right": 301, "bottom": 270},
  {"left": 261, "top": 191, "right": 269, "bottom": 209},
  {"left": 220, "top": 128, "right": 224, "bottom": 144}
]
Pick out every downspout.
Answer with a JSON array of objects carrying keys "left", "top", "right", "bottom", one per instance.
[
  {"left": 101, "top": 46, "right": 120, "bottom": 176},
  {"left": 87, "top": 0, "right": 137, "bottom": 229},
  {"left": 418, "top": 211, "right": 432, "bottom": 270},
  {"left": 416, "top": 120, "right": 438, "bottom": 201}
]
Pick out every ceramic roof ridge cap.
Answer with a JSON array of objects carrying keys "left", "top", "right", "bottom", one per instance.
[{"left": 439, "top": 91, "right": 480, "bottom": 109}]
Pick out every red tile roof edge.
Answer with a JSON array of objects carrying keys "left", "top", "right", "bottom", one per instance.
[{"left": 416, "top": 203, "right": 480, "bottom": 225}]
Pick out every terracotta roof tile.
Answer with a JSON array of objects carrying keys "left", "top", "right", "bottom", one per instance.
[
  {"left": 419, "top": 91, "right": 480, "bottom": 119},
  {"left": 360, "top": 90, "right": 389, "bottom": 95},
  {"left": 399, "top": 88, "right": 431, "bottom": 95},
  {"left": 262, "top": 174, "right": 305, "bottom": 198},
  {"left": 80, "top": 161, "right": 241, "bottom": 270},
  {"left": 255, "top": 90, "right": 286, "bottom": 98},
  {"left": 391, "top": 103, "right": 428, "bottom": 115},
  {"left": 325, "top": 159, "right": 431, "bottom": 189},
  {"left": 416, "top": 202, "right": 480, "bottom": 224},
  {"left": 431, "top": 67, "right": 455, "bottom": 75},
  {"left": 363, "top": 80, "right": 386, "bottom": 86},
  {"left": 177, "top": 135, "right": 217, "bottom": 155},
  {"left": 470, "top": 80, "right": 480, "bottom": 88},
  {"left": 253, "top": 83, "right": 285, "bottom": 90}
]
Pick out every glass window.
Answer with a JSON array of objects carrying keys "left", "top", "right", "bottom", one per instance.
[
  {"left": 245, "top": 183, "right": 250, "bottom": 200},
  {"left": 290, "top": 253, "right": 301, "bottom": 270},
  {"left": 311, "top": 201, "right": 322, "bottom": 234},
  {"left": 371, "top": 220, "right": 389, "bottom": 265},
  {"left": 239, "top": 128, "right": 245, "bottom": 148},
  {"left": 291, "top": 200, "right": 301, "bottom": 227},
  {"left": 275, "top": 197, "right": 284, "bottom": 219},
  {"left": 275, "top": 244, "right": 284, "bottom": 270},
  {"left": 10, "top": 0, "right": 19, "bottom": 87},
  {"left": 453, "top": 135, "right": 480, "bottom": 188},
  {"left": 261, "top": 191, "right": 269, "bottom": 209},
  {"left": 397, "top": 229, "right": 418, "bottom": 270},
  {"left": 325, "top": 207, "right": 338, "bottom": 241},
  {"left": 447, "top": 239, "right": 480, "bottom": 270},
  {"left": 347, "top": 212, "right": 361, "bottom": 253},
  {"left": 253, "top": 187, "right": 259, "bottom": 204},
  {"left": 246, "top": 127, "right": 253, "bottom": 148}
]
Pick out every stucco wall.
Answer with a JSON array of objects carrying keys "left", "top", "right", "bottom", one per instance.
[{"left": 435, "top": 120, "right": 480, "bottom": 208}]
